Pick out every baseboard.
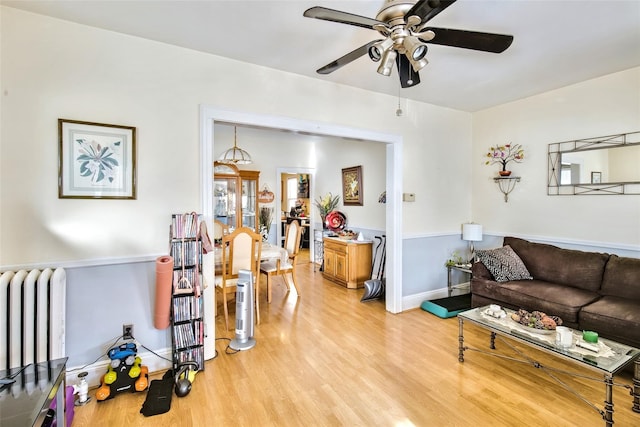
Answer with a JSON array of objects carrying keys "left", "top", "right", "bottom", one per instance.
[
  {"left": 66, "top": 347, "right": 173, "bottom": 389},
  {"left": 403, "top": 284, "right": 471, "bottom": 311},
  {"left": 403, "top": 289, "right": 448, "bottom": 310}
]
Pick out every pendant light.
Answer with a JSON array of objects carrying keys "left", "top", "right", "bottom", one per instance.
[{"left": 218, "top": 126, "right": 252, "bottom": 165}]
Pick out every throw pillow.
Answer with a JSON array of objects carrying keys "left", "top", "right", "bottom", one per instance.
[{"left": 476, "top": 245, "right": 533, "bottom": 282}]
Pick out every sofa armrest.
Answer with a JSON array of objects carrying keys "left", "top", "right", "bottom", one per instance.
[{"left": 472, "top": 261, "right": 494, "bottom": 281}]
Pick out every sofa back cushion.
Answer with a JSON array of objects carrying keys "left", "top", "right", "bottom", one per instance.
[
  {"left": 475, "top": 245, "right": 533, "bottom": 282},
  {"left": 600, "top": 255, "right": 640, "bottom": 300},
  {"left": 503, "top": 237, "right": 609, "bottom": 292}
]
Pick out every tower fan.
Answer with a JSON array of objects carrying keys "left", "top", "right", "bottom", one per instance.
[{"left": 229, "top": 269, "right": 256, "bottom": 351}]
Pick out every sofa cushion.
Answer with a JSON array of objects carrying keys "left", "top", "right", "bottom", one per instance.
[
  {"left": 503, "top": 237, "right": 609, "bottom": 292},
  {"left": 600, "top": 255, "right": 640, "bottom": 300},
  {"left": 579, "top": 296, "right": 640, "bottom": 348},
  {"left": 470, "top": 278, "right": 600, "bottom": 326},
  {"left": 475, "top": 245, "right": 533, "bottom": 282},
  {"left": 471, "top": 260, "right": 494, "bottom": 281}
]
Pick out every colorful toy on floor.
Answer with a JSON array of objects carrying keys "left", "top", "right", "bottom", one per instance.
[{"left": 96, "top": 343, "right": 148, "bottom": 401}]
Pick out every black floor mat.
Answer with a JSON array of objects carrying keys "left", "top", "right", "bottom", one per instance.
[
  {"left": 420, "top": 294, "right": 472, "bottom": 318},
  {"left": 140, "top": 370, "right": 174, "bottom": 417},
  {"left": 431, "top": 294, "right": 472, "bottom": 311}
]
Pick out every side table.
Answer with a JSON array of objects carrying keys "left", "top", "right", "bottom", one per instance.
[
  {"left": 0, "top": 357, "right": 68, "bottom": 427},
  {"left": 447, "top": 264, "right": 472, "bottom": 297}
]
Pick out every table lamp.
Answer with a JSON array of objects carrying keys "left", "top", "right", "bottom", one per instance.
[{"left": 462, "top": 223, "right": 483, "bottom": 264}]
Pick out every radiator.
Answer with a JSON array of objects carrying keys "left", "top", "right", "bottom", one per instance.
[{"left": 1, "top": 268, "right": 66, "bottom": 370}]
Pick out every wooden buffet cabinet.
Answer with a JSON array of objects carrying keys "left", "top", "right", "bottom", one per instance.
[{"left": 322, "top": 237, "right": 372, "bottom": 289}]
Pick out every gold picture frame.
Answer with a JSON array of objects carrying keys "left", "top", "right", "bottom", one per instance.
[
  {"left": 342, "top": 166, "right": 363, "bottom": 206},
  {"left": 58, "top": 119, "right": 136, "bottom": 199}
]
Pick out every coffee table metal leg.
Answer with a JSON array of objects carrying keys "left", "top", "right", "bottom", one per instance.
[
  {"left": 633, "top": 358, "right": 640, "bottom": 413},
  {"left": 458, "top": 317, "right": 465, "bottom": 362},
  {"left": 604, "top": 374, "right": 614, "bottom": 427}
]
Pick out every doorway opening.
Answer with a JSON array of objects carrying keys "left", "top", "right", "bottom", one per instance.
[{"left": 199, "top": 106, "right": 403, "bottom": 358}]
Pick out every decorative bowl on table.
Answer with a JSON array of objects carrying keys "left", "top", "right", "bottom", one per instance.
[
  {"left": 509, "top": 308, "right": 563, "bottom": 334},
  {"left": 337, "top": 229, "right": 357, "bottom": 240}
]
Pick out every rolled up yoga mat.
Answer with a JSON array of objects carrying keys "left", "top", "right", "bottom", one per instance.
[{"left": 154, "top": 256, "right": 174, "bottom": 329}]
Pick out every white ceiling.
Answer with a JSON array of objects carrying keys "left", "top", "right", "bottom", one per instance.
[{"left": 3, "top": 0, "right": 640, "bottom": 112}]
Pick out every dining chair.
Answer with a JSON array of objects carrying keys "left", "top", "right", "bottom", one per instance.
[
  {"left": 213, "top": 219, "right": 229, "bottom": 242},
  {"left": 260, "top": 219, "right": 302, "bottom": 303},
  {"left": 215, "top": 226, "right": 262, "bottom": 331}
]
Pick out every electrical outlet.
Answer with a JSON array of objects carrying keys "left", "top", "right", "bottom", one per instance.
[{"left": 123, "top": 324, "right": 134, "bottom": 340}]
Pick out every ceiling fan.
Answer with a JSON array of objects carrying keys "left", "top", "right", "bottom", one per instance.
[{"left": 303, "top": 0, "right": 514, "bottom": 88}]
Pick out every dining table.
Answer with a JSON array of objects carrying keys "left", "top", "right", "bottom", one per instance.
[{"left": 213, "top": 242, "right": 288, "bottom": 273}]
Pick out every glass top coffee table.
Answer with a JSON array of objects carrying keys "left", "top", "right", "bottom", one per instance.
[{"left": 458, "top": 306, "right": 640, "bottom": 426}]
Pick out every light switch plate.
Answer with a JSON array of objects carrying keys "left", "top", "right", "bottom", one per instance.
[{"left": 403, "top": 193, "right": 415, "bottom": 202}]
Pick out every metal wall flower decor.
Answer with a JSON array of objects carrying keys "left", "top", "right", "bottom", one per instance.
[{"left": 485, "top": 143, "right": 524, "bottom": 176}]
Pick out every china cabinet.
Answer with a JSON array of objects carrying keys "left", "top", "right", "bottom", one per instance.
[{"left": 213, "top": 162, "right": 260, "bottom": 232}]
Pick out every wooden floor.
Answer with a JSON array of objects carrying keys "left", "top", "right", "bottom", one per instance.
[{"left": 73, "top": 250, "right": 639, "bottom": 426}]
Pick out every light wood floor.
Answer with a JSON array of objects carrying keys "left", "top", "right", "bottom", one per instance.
[{"left": 73, "top": 250, "right": 638, "bottom": 426}]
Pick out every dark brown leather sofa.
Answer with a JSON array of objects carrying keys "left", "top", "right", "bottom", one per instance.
[{"left": 471, "top": 236, "right": 640, "bottom": 348}]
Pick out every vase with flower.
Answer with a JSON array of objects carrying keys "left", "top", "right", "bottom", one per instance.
[
  {"left": 485, "top": 143, "right": 524, "bottom": 176},
  {"left": 314, "top": 192, "right": 340, "bottom": 229}
]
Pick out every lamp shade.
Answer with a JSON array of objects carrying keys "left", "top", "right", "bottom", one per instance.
[
  {"left": 462, "top": 223, "right": 483, "bottom": 241},
  {"left": 218, "top": 126, "right": 252, "bottom": 165},
  {"left": 218, "top": 146, "right": 252, "bottom": 164}
]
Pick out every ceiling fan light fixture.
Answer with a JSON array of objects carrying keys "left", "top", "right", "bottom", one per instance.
[
  {"left": 218, "top": 126, "right": 253, "bottom": 165},
  {"left": 404, "top": 36, "right": 428, "bottom": 61},
  {"left": 408, "top": 54, "right": 428, "bottom": 72},
  {"left": 368, "top": 46, "right": 382, "bottom": 62},
  {"left": 377, "top": 49, "right": 397, "bottom": 76},
  {"left": 412, "top": 45, "right": 427, "bottom": 60},
  {"left": 368, "top": 37, "right": 394, "bottom": 62}
]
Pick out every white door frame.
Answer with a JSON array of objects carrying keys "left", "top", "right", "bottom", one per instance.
[{"left": 199, "top": 106, "right": 403, "bottom": 356}]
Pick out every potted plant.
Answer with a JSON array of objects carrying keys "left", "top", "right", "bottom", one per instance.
[
  {"left": 314, "top": 192, "right": 340, "bottom": 228},
  {"left": 485, "top": 143, "right": 524, "bottom": 176},
  {"left": 445, "top": 251, "right": 465, "bottom": 267}
]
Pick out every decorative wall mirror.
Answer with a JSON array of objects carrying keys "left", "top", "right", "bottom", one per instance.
[{"left": 547, "top": 131, "right": 640, "bottom": 195}]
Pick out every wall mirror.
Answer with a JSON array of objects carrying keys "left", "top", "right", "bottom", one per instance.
[{"left": 548, "top": 131, "right": 640, "bottom": 195}]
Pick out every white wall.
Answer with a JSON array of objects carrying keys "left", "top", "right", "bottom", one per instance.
[
  {"left": 0, "top": 7, "right": 471, "bottom": 266},
  {"left": 0, "top": 7, "right": 471, "bottom": 375},
  {"left": 472, "top": 68, "right": 640, "bottom": 250}
]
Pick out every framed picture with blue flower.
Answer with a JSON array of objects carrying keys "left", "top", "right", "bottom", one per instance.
[{"left": 58, "top": 119, "right": 136, "bottom": 199}]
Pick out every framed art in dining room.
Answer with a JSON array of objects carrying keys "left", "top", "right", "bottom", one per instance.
[
  {"left": 591, "top": 171, "right": 601, "bottom": 184},
  {"left": 58, "top": 119, "right": 137, "bottom": 199},
  {"left": 342, "top": 165, "right": 363, "bottom": 206}
]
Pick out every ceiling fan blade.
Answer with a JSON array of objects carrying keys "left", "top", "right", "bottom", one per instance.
[
  {"left": 317, "top": 40, "right": 383, "bottom": 74},
  {"left": 304, "top": 6, "right": 384, "bottom": 30},
  {"left": 421, "top": 27, "right": 514, "bottom": 53},
  {"left": 405, "top": 0, "right": 457, "bottom": 25},
  {"left": 395, "top": 54, "right": 421, "bottom": 88}
]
